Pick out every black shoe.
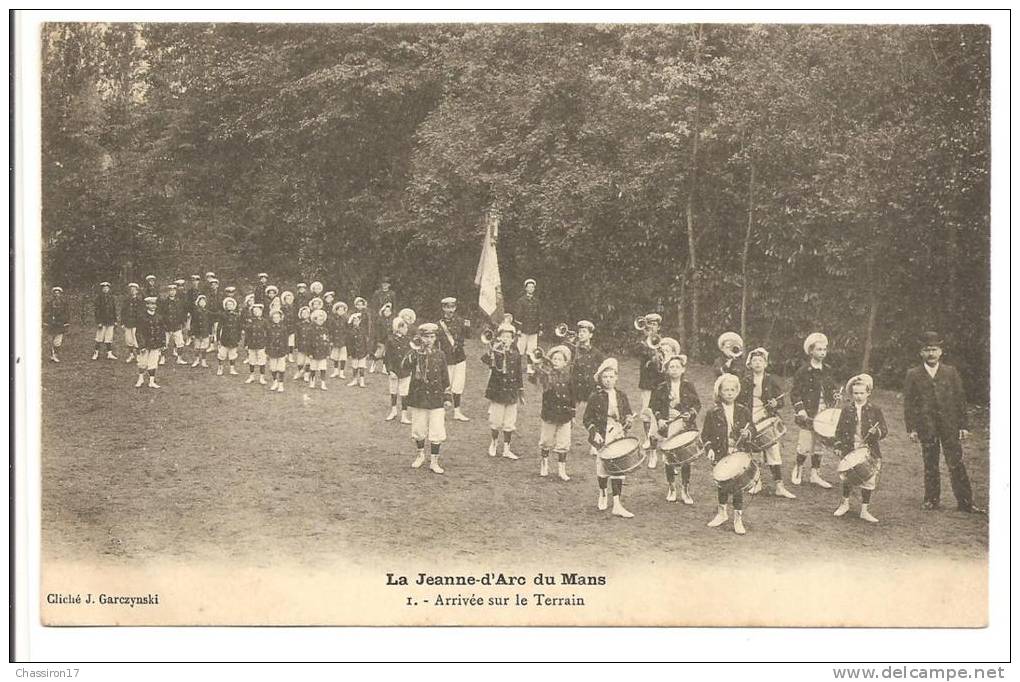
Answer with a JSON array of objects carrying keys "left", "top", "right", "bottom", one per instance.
[
  {"left": 922, "top": 501, "right": 940, "bottom": 511},
  {"left": 958, "top": 504, "right": 986, "bottom": 515}
]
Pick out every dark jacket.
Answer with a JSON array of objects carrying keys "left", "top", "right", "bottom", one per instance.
[
  {"left": 739, "top": 371, "right": 786, "bottom": 421},
  {"left": 205, "top": 288, "right": 224, "bottom": 322},
  {"left": 386, "top": 333, "right": 412, "bottom": 379},
  {"left": 308, "top": 324, "right": 332, "bottom": 359},
  {"left": 46, "top": 296, "right": 70, "bottom": 333},
  {"left": 135, "top": 311, "right": 167, "bottom": 351},
  {"left": 790, "top": 362, "right": 841, "bottom": 417},
  {"left": 482, "top": 348, "right": 524, "bottom": 405},
  {"left": 253, "top": 282, "right": 267, "bottom": 306},
  {"left": 190, "top": 307, "right": 212, "bottom": 336},
  {"left": 347, "top": 316, "right": 370, "bottom": 358},
  {"left": 833, "top": 402, "right": 889, "bottom": 459},
  {"left": 266, "top": 321, "right": 290, "bottom": 358},
  {"left": 243, "top": 317, "right": 268, "bottom": 350},
  {"left": 143, "top": 281, "right": 160, "bottom": 300},
  {"left": 513, "top": 294, "right": 541, "bottom": 335},
  {"left": 539, "top": 366, "right": 576, "bottom": 425},
  {"left": 120, "top": 296, "right": 145, "bottom": 328},
  {"left": 714, "top": 354, "right": 745, "bottom": 378},
  {"left": 903, "top": 363, "right": 969, "bottom": 439},
  {"left": 569, "top": 342, "right": 604, "bottom": 405},
  {"left": 218, "top": 310, "right": 243, "bottom": 347},
  {"left": 330, "top": 314, "right": 348, "bottom": 347},
  {"left": 701, "top": 402, "right": 756, "bottom": 460},
  {"left": 583, "top": 387, "right": 633, "bottom": 443},
  {"left": 649, "top": 379, "right": 702, "bottom": 427},
  {"left": 159, "top": 296, "right": 187, "bottom": 330},
  {"left": 402, "top": 348, "right": 452, "bottom": 409},
  {"left": 637, "top": 337, "right": 663, "bottom": 390},
  {"left": 94, "top": 292, "right": 117, "bottom": 326},
  {"left": 437, "top": 314, "right": 470, "bottom": 365}
]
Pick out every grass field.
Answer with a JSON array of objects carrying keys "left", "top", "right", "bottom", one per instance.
[{"left": 40, "top": 324, "right": 989, "bottom": 577}]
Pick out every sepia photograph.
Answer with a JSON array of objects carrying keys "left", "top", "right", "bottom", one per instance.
[{"left": 23, "top": 15, "right": 995, "bottom": 634}]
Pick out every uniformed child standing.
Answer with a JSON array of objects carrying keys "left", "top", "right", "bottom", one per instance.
[
  {"left": 134, "top": 296, "right": 167, "bottom": 389},
  {"left": 216, "top": 296, "right": 242, "bottom": 376},
  {"left": 740, "top": 347, "right": 796, "bottom": 498},
  {"left": 568, "top": 320, "right": 603, "bottom": 449},
  {"left": 346, "top": 302, "right": 370, "bottom": 387},
  {"left": 650, "top": 354, "right": 701, "bottom": 504},
  {"left": 254, "top": 272, "right": 270, "bottom": 306},
  {"left": 159, "top": 284, "right": 188, "bottom": 366},
  {"left": 307, "top": 309, "right": 332, "bottom": 390},
  {"left": 714, "top": 332, "right": 745, "bottom": 377},
  {"left": 121, "top": 283, "right": 144, "bottom": 364},
  {"left": 266, "top": 307, "right": 290, "bottom": 393},
  {"left": 583, "top": 358, "right": 636, "bottom": 518},
  {"left": 46, "top": 286, "right": 70, "bottom": 363},
  {"left": 385, "top": 316, "right": 413, "bottom": 422},
  {"left": 187, "top": 295, "right": 212, "bottom": 368},
  {"left": 635, "top": 312, "right": 663, "bottom": 465},
  {"left": 143, "top": 274, "right": 159, "bottom": 301},
  {"left": 790, "top": 332, "right": 839, "bottom": 488},
  {"left": 437, "top": 297, "right": 472, "bottom": 421},
  {"left": 833, "top": 374, "right": 889, "bottom": 523},
  {"left": 481, "top": 322, "right": 524, "bottom": 459},
  {"left": 205, "top": 277, "right": 223, "bottom": 354},
  {"left": 292, "top": 306, "right": 313, "bottom": 381},
  {"left": 537, "top": 344, "right": 576, "bottom": 481},
  {"left": 402, "top": 322, "right": 453, "bottom": 474},
  {"left": 704, "top": 374, "right": 757, "bottom": 535},
  {"left": 243, "top": 303, "right": 268, "bottom": 385},
  {"left": 92, "top": 281, "right": 118, "bottom": 360},
  {"left": 514, "top": 279, "right": 542, "bottom": 376},
  {"left": 329, "top": 301, "right": 349, "bottom": 379}
]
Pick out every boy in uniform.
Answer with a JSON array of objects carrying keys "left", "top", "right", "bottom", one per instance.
[
  {"left": 134, "top": 296, "right": 166, "bottom": 389},
  {"left": 216, "top": 296, "right": 242, "bottom": 376},
  {"left": 568, "top": 320, "right": 603, "bottom": 438},
  {"left": 205, "top": 277, "right": 222, "bottom": 353},
  {"left": 537, "top": 344, "right": 576, "bottom": 481},
  {"left": 584, "top": 358, "right": 636, "bottom": 518},
  {"left": 704, "top": 374, "right": 757, "bottom": 535},
  {"left": 266, "top": 307, "right": 289, "bottom": 392},
  {"left": 46, "top": 286, "right": 70, "bottom": 362},
  {"left": 292, "top": 306, "right": 313, "bottom": 381},
  {"left": 635, "top": 312, "right": 664, "bottom": 463},
  {"left": 143, "top": 274, "right": 159, "bottom": 301},
  {"left": 329, "top": 302, "right": 349, "bottom": 379},
  {"left": 188, "top": 295, "right": 212, "bottom": 367},
  {"left": 121, "top": 283, "right": 144, "bottom": 364},
  {"left": 385, "top": 316, "right": 413, "bottom": 422},
  {"left": 714, "top": 332, "right": 745, "bottom": 377},
  {"left": 740, "top": 347, "right": 796, "bottom": 498},
  {"left": 903, "top": 332, "right": 982, "bottom": 513},
  {"left": 92, "top": 281, "right": 118, "bottom": 360},
  {"left": 402, "top": 322, "right": 453, "bottom": 474},
  {"left": 789, "top": 332, "right": 839, "bottom": 488},
  {"left": 650, "top": 354, "right": 701, "bottom": 504},
  {"left": 514, "top": 279, "right": 541, "bottom": 375},
  {"left": 346, "top": 297, "right": 370, "bottom": 387},
  {"left": 243, "top": 303, "right": 268, "bottom": 385},
  {"left": 159, "top": 283, "right": 188, "bottom": 366},
  {"left": 254, "top": 272, "right": 269, "bottom": 306},
  {"left": 438, "top": 297, "right": 472, "bottom": 421},
  {"left": 481, "top": 322, "right": 524, "bottom": 459},
  {"left": 308, "top": 309, "right": 332, "bottom": 390},
  {"left": 833, "top": 374, "right": 888, "bottom": 523},
  {"left": 295, "top": 282, "right": 310, "bottom": 311}
]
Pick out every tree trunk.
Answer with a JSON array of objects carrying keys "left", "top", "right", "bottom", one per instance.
[
  {"left": 861, "top": 286, "right": 880, "bottom": 373},
  {"left": 740, "top": 156, "right": 756, "bottom": 341},
  {"left": 685, "top": 24, "right": 705, "bottom": 360},
  {"left": 676, "top": 274, "right": 687, "bottom": 349}
]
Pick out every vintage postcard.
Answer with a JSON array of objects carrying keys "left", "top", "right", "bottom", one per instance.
[{"left": 27, "top": 17, "right": 992, "bottom": 629}]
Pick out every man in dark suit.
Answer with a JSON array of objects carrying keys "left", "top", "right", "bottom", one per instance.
[{"left": 903, "top": 331, "right": 983, "bottom": 513}]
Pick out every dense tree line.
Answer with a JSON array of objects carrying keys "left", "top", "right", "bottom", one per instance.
[{"left": 41, "top": 23, "right": 990, "bottom": 399}]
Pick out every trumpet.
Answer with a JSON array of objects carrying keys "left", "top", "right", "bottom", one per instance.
[
  {"left": 724, "top": 344, "right": 744, "bottom": 359},
  {"left": 645, "top": 333, "right": 662, "bottom": 349},
  {"left": 634, "top": 315, "right": 648, "bottom": 331},
  {"left": 480, "top": 328, "right": 495, "bottom": 345},
  {"left": 529, "top": 346, "right": 546, "bottom": 363},
  {"left": 554, "top": 323, "right": 577, "bottom": 342},
  {"left": 409, "top": 334, "right": 426, "bottom": 353}
]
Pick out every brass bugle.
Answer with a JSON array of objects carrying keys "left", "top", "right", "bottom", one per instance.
[
  {"left": 409, "top": 334, "right": 425, "bottom": 353},
  {"left": 646, "top": 333, "right": 662, "bottom": 349},
  {"left": 554, "top": 323, "right": 576, "bottom": 341},
  {"left": 530, "top": 346, "right": 546, "bottom": 362},
  {"left": 480, "top": 328, "right": 494, "bottom": 345},
  {"left": 634, "top": 315, "right": 647, "bottom": 331}
]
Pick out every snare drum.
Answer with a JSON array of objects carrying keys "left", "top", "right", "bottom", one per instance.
[
  {"left": 659, "top": 430, "right": 705, "bottom": 467},
  {"left": 712, "top": 452, "right": 761, "bottom": 496},
  {"left": 812, "top": 408, "right": 842, "bottom": 446},
  {"left": 597, "top": 437, "right": 645, "bottom": 476},
  {"left": 838, "top": 447, "right": 879, "bottom": 487},
  {"left": 750, "top": 416, "right": 787, "bottom": 451}
]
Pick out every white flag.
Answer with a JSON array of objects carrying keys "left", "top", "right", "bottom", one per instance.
[{"left": 474, "top": 209, "right": 503, "bottom": 322}]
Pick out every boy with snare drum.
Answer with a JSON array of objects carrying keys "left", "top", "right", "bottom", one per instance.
[
  {"left": 703, "top": 374, "right": 757, "bottom": 535},
  {"left": 790, "top": 332, "right": 840, "bottom": 488},
  {"left": 833, "top": 374, "right": 888, "bottom": 523},
  {"left": 650, "top": 354, "right": 701, "bottom": 504},
  {"left": 583, "top": 358, "right": 637, "bottom": 518},
  {"left": 740, "top": 347, "right": 796, "bottom": 499}
]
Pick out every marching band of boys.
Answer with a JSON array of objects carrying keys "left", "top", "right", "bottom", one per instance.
[{"left": 45, "top": 274, "right": 986, "bottom": 529}]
